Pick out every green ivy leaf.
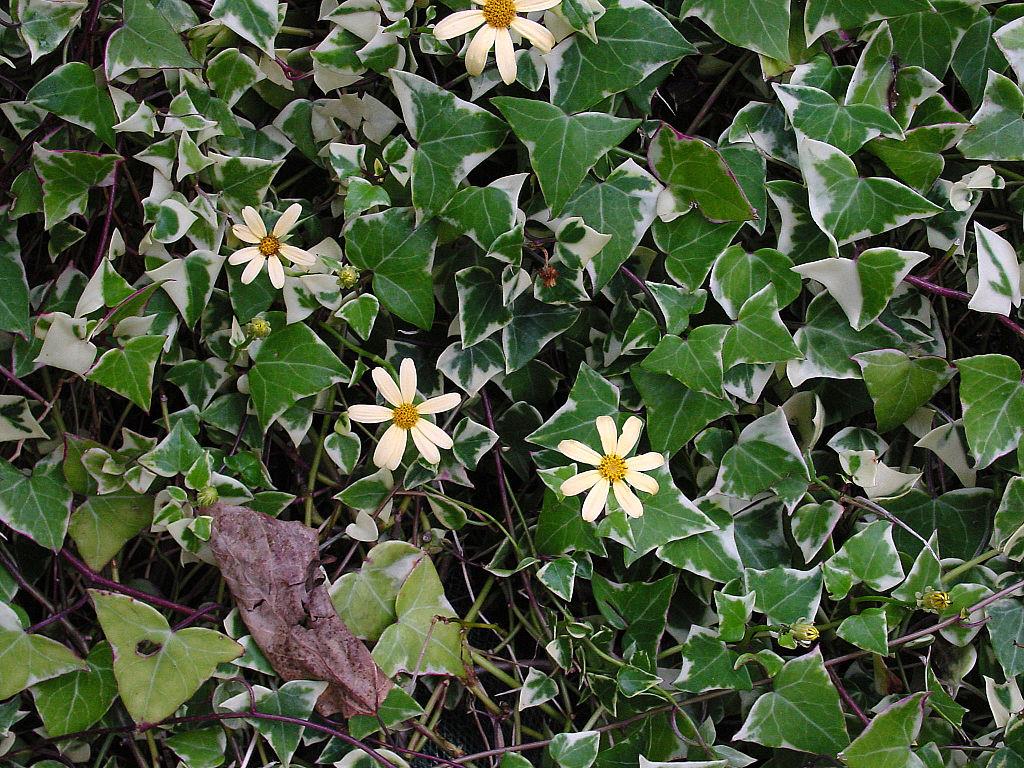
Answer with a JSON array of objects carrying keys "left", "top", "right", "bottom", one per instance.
[
  {"left": 27, "top": 62, "right": 117, "bottom": 146},
  {"left": 15, "top": 0, "right": 89, "bottom": 62},
  {"left": 836, "top": 608, "right": 889, "bottom": 656},
  {"left": 548, "top": 0, "right": 694, "bottom": 113},
  {"left": 679, "top": 0, "right": 790, "bottom": 61},
  {"left": 87, "top": 336, "right": 166, "bottom": 410},
  {"left": 956, "top": 354, "right": 1024, "bottom": 468},
  {"left": 30, "top": 642, "right": 117, "bottom": 737},
  {"left": 548, "top": 730, "right": 600, "bottom": 768},
  {"left": 0, "top": 459, "right": 72, "bottom": 550},
  {"left": 840, "top": 693, "right": 927, "bottom": 768},
  {"left": 331, "top": 541, "right": 421, "bottom": 641},
  {"left": 32, "top": 145, "right": 119, "bottom": 230},
  {"left": 90, "top": 590, "right": 241, "bottom": 724},
  {"left": 734, "top": 648, "right": 849, "bottom": 754},
  {"left": 775, "top": 84, "right": 903, "bottom": 154},
  {"left": 493, "top": 97, "right": 639, "bottom": 216},
  {"left": 823, "top": 521, "right": 906, "bottom": 600},
  {"left": 391, "top": 71, "right": 507, "bottom": 217},
  {"left": 631, "top": 366, "right": 735, "bottom": 456},
  {"left": 0, "top": 602, "right": 86, "bottom": 699},
  {"left": 0, "top": 212, "right": 31, "bottom": 335},
  {"left": 248, "top": 322, "right": 348, "bottom": 428},
  {"left": 68, "top": 492, "right": 154, "bottom": 570},
  {"left": 804, "top": 0, "right": 933, "bottom": 44},
  {"left": 345, "top": 208, "right": 438, "bottom": 330},
  {"left": 648, "top": 128, "right": 755, "bottom": 223},
  {"left": 223, "top": 681, "right": 328, "bottom": 767},
  {"left": 106, "top": 0, "right": 199, "bottom": 79}
]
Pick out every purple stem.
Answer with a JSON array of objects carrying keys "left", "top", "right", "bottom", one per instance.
[
  {"left": 828, "top": 667, "right": 870, "bottom": 726},
  {"left": 92, "top": 163, "right": 120, "bottom": 273},
  {"left": 61, "top": 549, "right": 216, "bottom": 619},
  {"left": 905, "top": 274, "right": 1024, "bottom": 339},
  {"left": 0, "top": 363, "right": 49, "bottom": 406},
  {"left": 26, "top": 595, "right": 89, "bottom": 634}
]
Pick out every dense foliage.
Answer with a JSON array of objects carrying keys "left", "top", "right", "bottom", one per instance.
[{"left": 1, "top": 0, "right": 1024, "bottom": 766}]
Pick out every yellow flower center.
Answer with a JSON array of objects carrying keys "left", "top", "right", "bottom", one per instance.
[
  {"left": 392, "top": 403, "right": 419, "bottom": 430},
  {"left": 482, "top": 0, "right": 516, "bottom": 28},
  {"left": 790, "top": 622, "right": 819, "bottom": 643},
  {"left": 258, "top": 235, "right": 281, "bottom": 257},
  {"left": 597, "top": 454, "right": 627, "bottom": 484},
  {"left": 921, "top": 590, "right": 951, "bottom": 612}
]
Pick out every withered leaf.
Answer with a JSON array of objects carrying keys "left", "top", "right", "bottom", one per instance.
[{"left": 208, "top": 503, "right": 391, "bottom": 717}]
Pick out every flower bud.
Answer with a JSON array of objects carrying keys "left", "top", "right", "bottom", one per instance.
[
  {"left": 338, "top": 265, "right": 359, "bottom": 288},
  {"left": 918, "top": 588, "right": 951, "bottom": 613},
  {"left": 788, "top": 619, "right": 819, "bottom": 647},
  {"left": 197, "top": 485, "right": 219, "bottom": 508},
  {"left": 245, "top": 317, "right": 272, "bottom": 339}
]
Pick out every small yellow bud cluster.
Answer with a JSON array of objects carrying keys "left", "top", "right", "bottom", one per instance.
[
  {"left": 196, "top": 485, "right": 219, "bottom": 508},
  {"left": 918, "top": 588, "right": 951, "bottom": 614},
  {"left": 788, "top": 619, "right": 819, "bottom": 647},
  {"left": 245, "top": 317, "right": 272, "bottom": 339},
  {"left": 338, "top": 265, "right": 359, "bottom": 288}
]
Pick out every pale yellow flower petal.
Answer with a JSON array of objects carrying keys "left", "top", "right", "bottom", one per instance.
[
  {"left": 241, "top": 206, "right": 266, "bottom": 238},
  {"left": 625, "top": 452, "right": 664, "bottom": 472},
  {"left": 494, "top": 27, "right": 517, "bottom": 84},
  {"left": 419, "top": 393, "right": 461, "bottom": 414},
  {"left": 399, "top": 358, "right": 417, "bottom": 403},
  {"left": 273, "top": 203, "right": 302, "bottom": 237},
  {"left": 624, "top": 470, "right": 659, "bottom": 495},
  {"left": 413, "top": 419, "right": 453, "bottom": 450},
  {"left": 410, "top": 425, "right": 441, "bottom": 464},
  {"left": 278, "top": 243, "right": 316, "bottom": 266},
  {"left": 374, "top": 424, "right": 407, "bottom": 470},
  {"left": 557, "top": 439, "right": 602, "bottom": 466},
  {"left": 232, "top": 224, "right": 261, "bottom": 244},
  {"left": 433, "top": 8, "right": 486, "bottom": 38},
  {"left": 515, "top": 0, "right": 561, "bottom": 11},
  {"left": 228, "top": 246, "right": 261, "bottom": 265},
  {"left": 348, "top": 404, "right": 395, "bottom": 424},
  {"left": 509, "top": 16, "right": 554, "bottom": 51},
  {"left": 613, "top": 481, "right": 644, "bottom": 518},
  {"left": 561, "top": 469, "right": 601, "bottom": 496},
  {"left": 581, "top": 479, "right": 609, "bottom": 522},
  {"left": 371, "top": 366, "right": 404, "bottom": 406},
  {"left": 240, "top": 253, "right": 266, "bottom": 284},
  {"left": 466, "top": 24, "right": 496, "bottom": 76},
  {"left": 616, "top": 416, "right": 643, "bottom": 456},
  {"left": 595, "top": 415, "right": 618, "bottom": 455},
  {"left": 267, "top": 255, "right": 285, "bottom": 289}
]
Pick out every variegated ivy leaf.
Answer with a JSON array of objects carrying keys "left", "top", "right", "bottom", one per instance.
[
  {"left": 969, "top": 222, "right": 1021, "bottom": 317},
  {"left": 502, "top": 296, "right": 580, "bottom": 372},
  {"left": 642, "top": 325, "right": 728, "bottom": 398},
  {"left": 714, "top": 408, "right": 808, "bottom": 500},
  {"left": 791, "top": 501, "right": 844, "bottom": 563},
  {"left": 437, "top": 339, "right": 505, "bottom": 397},
  {"left": 27, "top": 62, "right": 117, "bottom": 147},
  {"left": 527, "top": 364, "right": 618, "bottom": 451},
  {"left": 957, "top": 71, "right": 1024, "bottom": 161},
  {"left": 888, "top": 1, "right": 974, "bottom": 77},
  {"left": 764, "top": 180, "right": 834, "bottom": 266},
  {"left": 0, "top": 395, "right": 47, "bottom": 442},
  {"left": 866, "top": 122, "right": 967, "bottom": 191},
  {"left": 547, "top": 0, "right": 694, "bottom": 113},
  {"left": 206, "top": 154, "right": 284, "bottom": 209},
  {"left": 840, "top": 693, "right": 927, "bottom": 768},
  {"left": 995, "top": 15, "right": 1024, "bottom": 82},
  {"left": 336, "top": 294, "right": 379, "bottom": 340},
  {"left": 206, "top": 48, "right": 264, "bottom": 107},
  {"left": 15, "top": 0, "right": 88, "bottom": 62},
  {"left": 854, "top": 350, "right": 953, "bottom": 433},
  {"left": 105, "top": 0, "right": 199, "bottom": 79},
  {"left": 798, "top": 138, "right": 941, "bottom": 248},
  {"left": 846, "top": 23, "right": 895, "bottom": 109},
  {"left": 247, "top": 322, "right": 348, "bottom": 428},
  {"left": 561, "top": 159, "right": 661, "bottom": 289},
  {"left": 87, "top": 336, "right": 166, "bottom": 410},
  {"left": 210, "top": 0, "right": 280, "bottom": 54},
  {"left": 956, "top": 354, "right": 1024, "bottom": 468},
  {"left": 221, "top": 680, "right": 328, "bottom": 768},
  {"left": 32, "top": 145, "right": 119, "bottom": 230},
  {"left": 0, "top": 212, "right": 30, "bottom": 335},
  {"left": 631, "top": 366, "right": 735, "bottom": 457},
  {"left": 722, "top": 285, "right": 800, "bottom": 368},
  {"left": 344, "top": 207, "right": 438, "bottom": 330},
  {"left": 803, "top": 0, "right": 933, "bottom": 44},
  {"left": 456, "top": 266, "right": 512, "bottom": 348},
  {"left": 793, "top": 248, "right": 928, "bottom": 331},
  {"left": 648, "top": 128, "right": 755, "bottom": 223},
  {"left": 440, "top": 175, "right": 523, "bottom": 250},
  {"left": 735, "top": 649, "right": 849, "bottom": 754},
  {"left": 147, "top": 252, "right": 225, "bottom": 328},
  {"left": 710, "top": 246, "right": 800, "bottom": 319},
  {"left": 492, "top": 97, "right": 639, "bottom": 216},
  {"left": 679, "top": 0, "right": 789, "bottom": 61},
  {"left": 0, "top": 459, "right": 72, "bottom": 551},
  {"left": 823, "top": 520, "right": 905, "bottom": 600},
  {"left": 744, "top": 566, "right": 823, "bottom": 627},
  {"left": 774, "top": 84, "right": 903, "bottom": 155},
  {"left": 391, "top": 71, "right": 508, "bottom": 217}
]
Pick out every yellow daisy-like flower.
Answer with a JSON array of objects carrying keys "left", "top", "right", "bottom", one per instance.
[
  {"left": 347, "top": 359, "right": 462, "bottom": 470},
  {"left": 557, "top": 415, "right": 662, "bottom": 522},
  {"left": 229, "top": 203, "right": 316, "bottom": 289},
  {"left": 432, "top": 0, "right": 560, "bottom": 85}
]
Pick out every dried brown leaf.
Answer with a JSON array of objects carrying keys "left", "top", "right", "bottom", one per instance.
[{"left": 208, "top": 503, "right": 391, "bottom": 717}]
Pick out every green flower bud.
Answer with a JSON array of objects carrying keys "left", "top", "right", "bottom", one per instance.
[
  {"left": 338, "top": 265, "right": 359, "bottom": 288},
  {"left": 917, "top": 588, "right": 951, "bottom": 613},
  {"left": 788, "top": 619, "right": 819, "bottom": 647},
  {"left": 197, "top": 485, "right": 219, "bottom": 508},
  {"left": 245, "top": 317, "right": 272, "bottom": 339}
]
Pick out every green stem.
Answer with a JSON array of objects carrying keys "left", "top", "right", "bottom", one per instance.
[
  {"left": 304, "top": 390, "right": 334, "bottom": 526},
  {"left": 944, "top": 548, "right": 1001, "bottom": 582},
  {"left": 320, "top": 322, "right": 395, "bottom": 375}
]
